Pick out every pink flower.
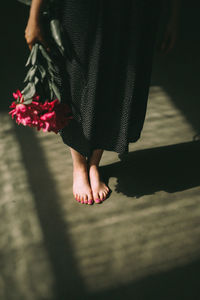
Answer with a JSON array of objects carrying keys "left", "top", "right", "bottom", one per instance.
[
  {"left": 13, "top": 90, "right": 22, "bottom": 100},
  {"left": 33, "top": 94, "right": 40, "bottom": 101},
  {"left": 12, "top": 90, "right": 24, "bottom": 103},
  {"left": 20, "top": 116, "right": 32, "bottom": 126},
  {"left": 9, "top": 90, "right": 73, "bottom": 133}
]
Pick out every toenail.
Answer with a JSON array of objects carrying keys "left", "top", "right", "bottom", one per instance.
[
  {"left": 88, "top": 200, "right": 93, "bottom": 205},
  {"left": 95, "top": 199, "right": 101, "bottom": 203}
]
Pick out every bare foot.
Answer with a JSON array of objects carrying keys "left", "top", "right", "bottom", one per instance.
[
  {"left": 89, "top": 165, "right": 110, "bottom": 203},
  {"left": 73, "top": 166, "right": 94, "bottom": 205}
]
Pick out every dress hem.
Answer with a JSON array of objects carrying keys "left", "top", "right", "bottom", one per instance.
[{"left": 59, "top": 131, "right": 141, "bottom": 158}]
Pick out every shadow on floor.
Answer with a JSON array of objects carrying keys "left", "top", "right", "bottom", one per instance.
[
  {"left": 13, "top": 124, "right": 86, "bottom": 300},
  {"left": 101, "top": 141, "right": 200, "bottom": 198},
  {"left": 2, "top": 1, "right": 200, "bottom": 300},
  {"left": 88, "top": 257, "right": 200, "bottom": 300}
]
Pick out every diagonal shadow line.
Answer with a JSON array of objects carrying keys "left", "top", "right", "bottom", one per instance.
[
  {"left": 100, "top": 141, "right": 200, "bottom": 198},
  {"left": 88, "top": 256, "right": 200, "bottom": 300},
  {"left": 13, "top": 124, "right": 86, "bottom": 299}
]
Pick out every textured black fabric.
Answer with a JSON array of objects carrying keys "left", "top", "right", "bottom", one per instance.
[{"left": 57, "top": 0, "right": 161, "bottom": 157}]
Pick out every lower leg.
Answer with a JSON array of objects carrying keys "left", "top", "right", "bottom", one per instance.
[
  {"left": 69, "top": 147, "right": 93, "bottom": 204},
  {"left": 88, "top": 149, "right": 104, "bottom": 167}
]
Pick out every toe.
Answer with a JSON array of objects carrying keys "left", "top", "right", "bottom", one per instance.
[
  {"left": 75, "top": 194, "right": 80, "bottom": 202},
  {"left": 99, "top": 192, "right": 104, "bottom": 201},
  {"left": 94, "top": 192, "right": 101, "bottom": 204},
  {"left": 102, "top": 191, "right": 107, "bottom": 200},
  {"left": 88, "top": 198, "right": 93, "bottom": 205},
  {"left": 84, "top": 195, "right": 88, "bottom": 204},
  {"left": 78, "top": 194, "right": 81, "bottom": 202},
  {"left": 80, "top": 195, "right": 84, "bottom": 204},
  {"left": 88, "top": 192, "right": 94, "bottom": 205}
]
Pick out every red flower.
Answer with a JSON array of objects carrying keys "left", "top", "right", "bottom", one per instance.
[
  {"left": 12, "top": 90, "right": 24, "bottom": 102},
  {"left": 9, "top": 91, "right": 73, "bottom": 133}
]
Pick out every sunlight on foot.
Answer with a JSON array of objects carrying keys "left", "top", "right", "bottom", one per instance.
[
  {"left": 73, "top": 167, "right": 94, "bottom": 205},
  {"left": 89, "top": 165, "right": 110, "bottom": 204}
]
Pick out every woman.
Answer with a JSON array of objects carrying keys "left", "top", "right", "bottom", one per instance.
[{"left": 24, "top": 0, "right": 180, "bottom": 205}]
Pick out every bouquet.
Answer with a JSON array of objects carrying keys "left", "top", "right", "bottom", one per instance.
[
  {"left": 9, "top": 2, "right": 74, "bottom": 133},
  {"left": 9, "top": 89, "right": 72, "bottom": 134}
]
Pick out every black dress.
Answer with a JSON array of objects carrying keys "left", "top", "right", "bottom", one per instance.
[{"left": 57, "top": 0, "right": 161, "bottom": 158}]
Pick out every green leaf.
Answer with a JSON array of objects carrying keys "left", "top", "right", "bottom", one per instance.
[
  {"left": 21, "top": 82, "right": 36, "bottom": 102},
  {"left": 34, "top": 76, "right": 39, "bottom": 85},
  {"left": 48, "top": 81, "right": 54, "bottom": 100},
  {"left": 24, "top": 66, "right": 37, "bottom": 83},
  {"left": 25, "top": 47, "right": 34, "bottom": 67},
  {"left": 38, "top": 64, "right": 46, "bottom": 80},
  {"left": 50, "top": 19, "right": 65, "bottom": 54},
  {"left": 51, "top": 82, "right": 61, "bottom": 102},
  {"left": 31, "top": 43, "right": 39, "bottom": 65},
  {"left": 39, "top": 44, "right": 52, "bottom": 63}
]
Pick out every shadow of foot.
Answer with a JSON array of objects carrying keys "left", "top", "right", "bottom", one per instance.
[{"left": 100, "top": 141, "right": 200, "bottom": 198}]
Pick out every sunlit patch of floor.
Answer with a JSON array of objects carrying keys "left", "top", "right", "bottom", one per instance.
[
  {"left": 1, "top": 83, "right": 200, "bottom": 298},
  {"left": 32, "top": 86, "right": 200, "bottom": 294},
  {"left": 129, "top": 85, "right": 197, "bottom": 153},
  {"left": 0, "top": 114, "right": 54, "bottom": 300},
  {"left": 66, "top": 187, "right": 200, "bottom": 293}
]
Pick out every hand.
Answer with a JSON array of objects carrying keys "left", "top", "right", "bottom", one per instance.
[
  {"left": 159, "top": 18, "right": 178, "bottom": 54},
  {"left": 25, "top": 18, "right": 50, "bottom": 52}
]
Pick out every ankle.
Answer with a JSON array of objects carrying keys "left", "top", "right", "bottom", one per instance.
[
  {"left": 73, "top": 163, "right": 87, "bottom": 173},
  {"left": 89, "top": 165, "right": 100, "bottom": 178},
  {"left": 87, "top": 149, "right": 104, "bottom": 167},
  {"left": 88, "top": 163, "right": 99, "bottom": 170}
]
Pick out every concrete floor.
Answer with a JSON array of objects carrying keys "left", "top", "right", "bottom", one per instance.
[{"left": 1, "top": 1, "right": 200, "bottom": 300}]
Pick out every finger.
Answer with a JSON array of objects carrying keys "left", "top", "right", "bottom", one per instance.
[
  {"left": 25, "top": 37, "right": 32, "bottom": 51},
  {"left": 28, "top": 43, "right": 33, "bottom": 51},
  {"left": 25, "top": 37, "right": 35, "bottom": 51}
]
